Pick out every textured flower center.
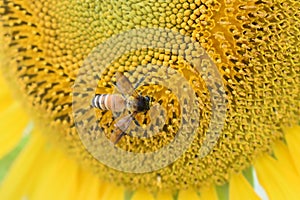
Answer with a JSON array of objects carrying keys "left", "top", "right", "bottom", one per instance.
[{"left": 0, "top": 0, "right": 299, "bottom": 192}]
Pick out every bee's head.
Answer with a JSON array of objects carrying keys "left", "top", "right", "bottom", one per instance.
[{"left": 137, "top": 95, "right": 150, "bottom": 112}]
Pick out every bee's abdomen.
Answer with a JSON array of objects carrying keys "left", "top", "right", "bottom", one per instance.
[
  {"left": 92, "top": 94, "right": 126, "bottom": 112},
  {"left": 92, "top": 94, "right": 109, "bottom": 110}
]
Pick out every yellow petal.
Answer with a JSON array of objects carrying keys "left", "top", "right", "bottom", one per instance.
[
  {"left": 273, "top": 140, "right": 300, "bottom": 176},
  {"left": 198, "top": 185, "right": 218, "bottom": 200},
  {"left": 156, "top": 191, "right": 173, "bottom": 200},
  {"left": 0, "top": 72, "right": 27, "bottom": 157},
  {"left": 0, "top": 102, "right": 29, "bottom": 158},
  {"left": 0, "top": 73, "right": 14, "bottom": 113},
  {"left": 284, "top": 125, "right": 300, "bottom": 175},
  {"left": 0, "top": 130, "right": 45, "bottom": 200},
  {"left": 76, "top": 169, "right": 101, "bottom": 200},
  {"left": 0, "top": 131, "right": 78, "bottom": 200},
  {"left": 29, "top": 148, "right": 79, "bottom": 200},
  {"left": 178, "top": 189, "right": 200, "bottom": 200},
  {"left": 0, "top": 128, "right": 127, "bottom": 200},
  {"left": 254, "top": 143, "right": 300, "bottom": 200},
  {"left": 132, "top": 189, "right": 155, "bottom": 200},
  {"left": 229, "top": 173, "right": 260, "bottom": 200},
  {"left": 100, "top": 184, "right": 124, "bottom": 200},
  {"left": 0, "top": 91, "right": 13, "bottom": 113}
]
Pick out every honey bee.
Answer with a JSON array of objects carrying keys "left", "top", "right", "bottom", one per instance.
[{"left": 92, "top": 72, "right": 150, "bottom": 144}]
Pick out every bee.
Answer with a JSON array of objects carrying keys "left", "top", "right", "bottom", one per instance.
[{"left": 92, "top": 72, "right": 150, "bottom": 144}]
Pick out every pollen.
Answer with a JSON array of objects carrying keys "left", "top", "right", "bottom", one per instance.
[{"left": 0, "top": 0, "right": 299, "bottom": 193}]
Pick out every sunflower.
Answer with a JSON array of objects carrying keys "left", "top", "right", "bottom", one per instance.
[{"left": 0, "top": 0, "right": 299, "bottom": 200}]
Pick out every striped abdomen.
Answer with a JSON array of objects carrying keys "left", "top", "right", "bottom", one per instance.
[{"left": 92, "top": 94, "right": 126, "bottom": 112}]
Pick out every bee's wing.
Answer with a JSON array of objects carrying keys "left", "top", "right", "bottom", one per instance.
[
  {"left": 111, "top": 113, "right": 136, "bottom": 144},
  {"left": 110, "top": 128, "right": 125, "bottom": 144},
  {"left": 114, "top": 113, "right": 135, "bottom": 132},
  {"left": 115, "top": 72, "right": 139, "bottom": 97}
]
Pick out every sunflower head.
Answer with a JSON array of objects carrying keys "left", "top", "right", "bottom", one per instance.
[{"left": 0, "top": 0, "right": 299, "bottom": 194}]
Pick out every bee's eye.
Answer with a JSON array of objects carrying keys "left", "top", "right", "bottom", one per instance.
[{"left": 145, "top": 96, "right": 150, "bottom": 102}]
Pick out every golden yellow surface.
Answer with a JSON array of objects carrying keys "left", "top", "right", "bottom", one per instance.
[{"left": 0, "top": 0, "right": 299, "bottom": 192}]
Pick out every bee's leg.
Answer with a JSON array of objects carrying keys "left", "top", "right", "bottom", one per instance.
[
  {"left": 132, "top": 117, "right": 141, "bottom": 127},
  {"left": 113, "top": 132, "right": 126, "bottom": 144},
  {"left": 112, "top": 82, "right": 118, "bottom": 90}
]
